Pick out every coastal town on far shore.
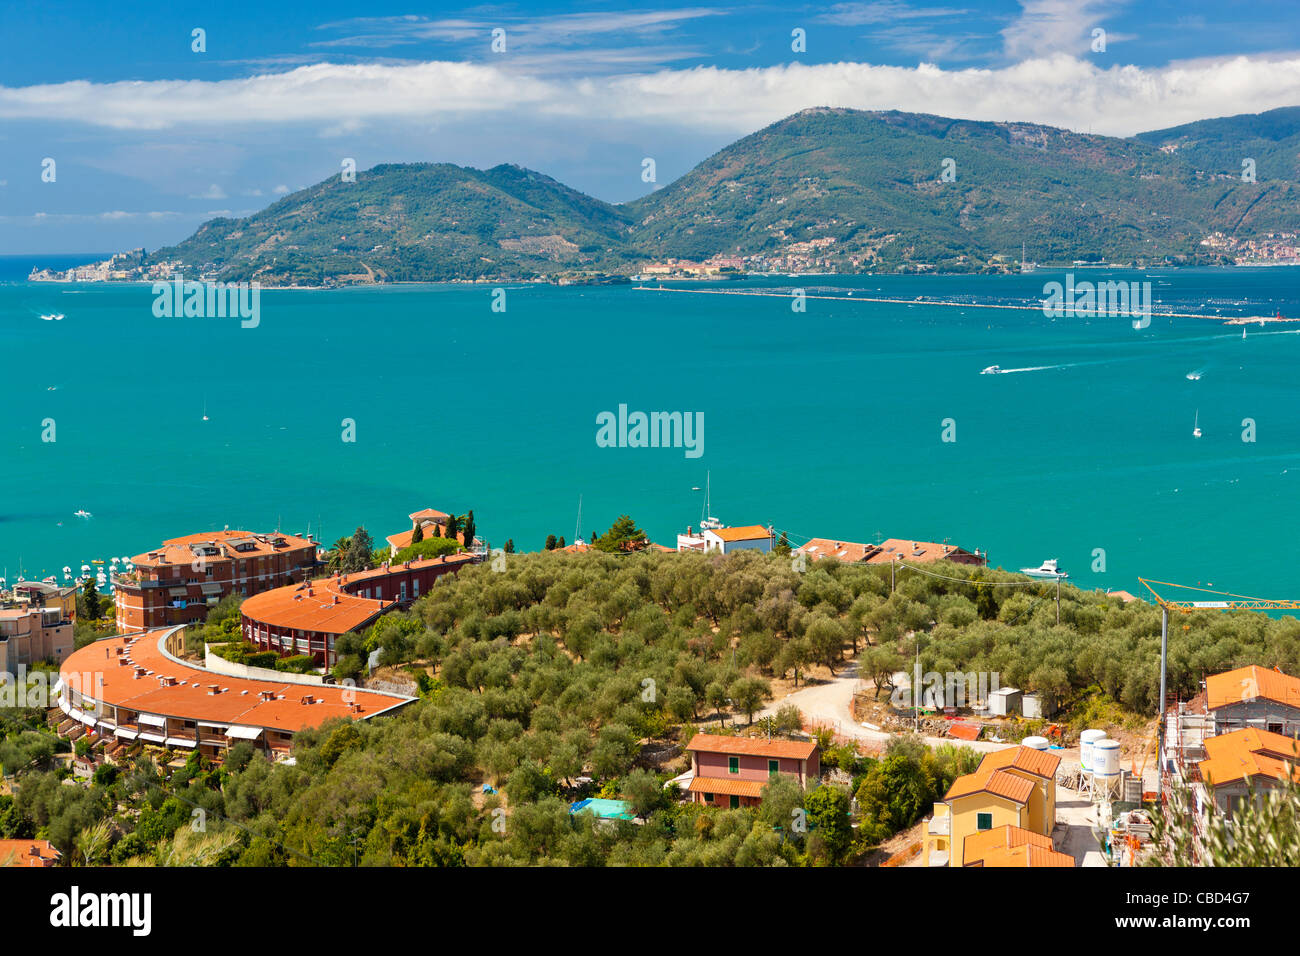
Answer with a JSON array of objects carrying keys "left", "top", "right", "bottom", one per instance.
[{"left": 27, "top": 229, "right": 1300, "bottom": 289}]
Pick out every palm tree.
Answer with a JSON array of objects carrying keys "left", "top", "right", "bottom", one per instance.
[
  {"left": 74, "top": 819, "right": 114, "bottom": 866},
  {"left": 326, "top": 536, "right": 352, "bottom": 574}
]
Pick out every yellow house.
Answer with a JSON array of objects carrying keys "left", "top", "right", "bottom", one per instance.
[{"left": 924, "top": 745, "right": 1060, "bottom": 866}]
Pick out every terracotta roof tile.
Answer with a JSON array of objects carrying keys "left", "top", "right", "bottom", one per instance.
[
  {"left": 130, "top": 529, "right": 315, "bottom": 568},
  {"left": 241, "top": 554, "right": 475, "bottom": 635},
  {"left": 864, "top": 538, "right": 978, "bottom": 564},
  {"left": 708, "top": 525, "right": 772, "bottom": 543},
  {"left": 0, "top": 839, "right": 60, "bottom": 867},
  {"left": 794, "top": 538, "right": 876, "bottom": 563},
  {"left": 980, "top": 744, "right": 1062, "bottom": 779},
  {"left": 1206, "top": 665, "right": 1300, "bottom": 711},
  {"left": 946, "top": 767, "right": 1034, "bottom": 804},
  {"left": 687, "top": 776, "right": 768, "bottom": 798},
  {"left": 59, "top": 630, "right": 412, "bottom": 734},
  {"left": 1199, "top": 727, "right": 1300, "bottom": 787},
  {"left": 686, "top": 733, "right": 817, "bottom": 760},
  {"left": 973, "top": 844, "right": 1075, "bottom": 867},
  {"left": 962, "top": 824, "right": 1054, "bottom": 865}
]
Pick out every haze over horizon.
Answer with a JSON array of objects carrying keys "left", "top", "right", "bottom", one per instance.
[{"left": 3, "top": 0, "right": 1300, "bottom": 255}]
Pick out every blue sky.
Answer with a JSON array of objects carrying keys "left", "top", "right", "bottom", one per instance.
[{"left": 3, "top": 0, "right": 1300, "bottom": 254}]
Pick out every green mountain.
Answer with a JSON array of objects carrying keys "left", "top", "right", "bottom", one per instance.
[
  {"left": 623, "top": 107, "right": 1300, "bottom": 270},
  {"left": 148, "top": 106, "right": 1300, "bottom": 283},
  {"left": 155, "top": 162, "right": 633, "bottom": 283},
  {"left": 1136, "top": 106, "right": 1300, "bottom": 182}
]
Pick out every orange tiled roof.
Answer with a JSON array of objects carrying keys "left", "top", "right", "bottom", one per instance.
[
  {"left": 386, "top": 525, "right": 468, "bottom": 551},
  {"left": 556, "top": 539, "right": 594, "bottom": 553},
  {"left": 241, "top": 554, "right": 476, "bottom": 635},
  {"left": 795, "top": 538, "right": 876, "bottom": 562},
  {"left": 979, "top": 744, "right": 1062, "bottom": 779},
  {"left": 708, "top": 525, "right": 772, "bottom": 543},
  {"left": 0, "top": 839, "right": 60, "bottom": 867},
  {"left": 409, "top": 508, "right": 450, "bottom": 523},
  {"left": 946, "top": 767, "right": 1035, "bottom": 804},
  {"left": 962, "top": 824, "right": 1053, "bottom": 866},
  {"left": 130, "top": 529, "right": 315, "bottom": 568},
  {"left": 59, "top": 629, "right": 413, "bottom": 734},
  {"left": 1199, "top": 727, "right": 1300, "bottom": 787},
  {"left": 686, "top": 733, "right": 817, "bottom": 760},
  {"left": 687, "top": 776, "right": 768, "bottom": 798},
  {"left": 864, "top": 538, "right": 975, "bottom": 564},
  {"left": 974, "top": 844, "right": 1075, "bottom": 867},
  {"left": 1206, "top": 665, "right": 1300, "bottom": 711}
]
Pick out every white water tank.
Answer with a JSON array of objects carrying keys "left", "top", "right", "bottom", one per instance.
[
  {"left": 1022, "top": 736, "right": 1049, "bottom": 751},
  {"left": 1093, "top": 738, "right": 1122, "bottom": 780},
  {"left": 1080, "top": 729, "right": 1107, "bottom": 772}
]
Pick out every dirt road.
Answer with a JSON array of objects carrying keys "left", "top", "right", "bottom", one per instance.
[{"left": 758, "top": 663, "right": 1017, "bottom": 755}]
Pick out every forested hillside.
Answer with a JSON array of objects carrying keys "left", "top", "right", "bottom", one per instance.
[{"left": 137, "top": 107, "right": 1300, "bottom": 283}]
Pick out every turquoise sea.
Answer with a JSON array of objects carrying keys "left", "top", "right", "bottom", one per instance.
[{"left": 2, "top": 255, "right": 1299, "bottom": 600}]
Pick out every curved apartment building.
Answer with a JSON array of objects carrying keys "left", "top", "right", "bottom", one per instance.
[
  {"left": 239, "top": 553, "right": 477, "bottom": 667},
  {"left": 56, "top": 626, "right": 415, "bottom": 761}
]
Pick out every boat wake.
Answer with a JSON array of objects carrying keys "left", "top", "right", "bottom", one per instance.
[{"left": 984, "top": 363, "right": 1071, "bottom": 374}]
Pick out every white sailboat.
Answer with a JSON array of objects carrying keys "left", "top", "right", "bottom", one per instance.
[
  {"left": 1193, "top": 409, "right": 1202, "bottom": 439},
  {"left": 699, "top": 472, "right": 723, "bottom": 531}
]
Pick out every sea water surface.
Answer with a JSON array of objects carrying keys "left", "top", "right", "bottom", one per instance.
[{"left": 2, "top": 257, "right": 1299, "bottom": 600}]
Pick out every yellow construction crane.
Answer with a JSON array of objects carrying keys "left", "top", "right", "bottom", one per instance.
[{"left": 1138, "top": 578, "right": 1300, "bottom": 796}]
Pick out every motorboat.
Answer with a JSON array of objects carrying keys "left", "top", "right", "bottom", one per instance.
[
  {"left": 1020, "top": 558, "right": 1067, "bottom": 579},
  {"left": 1193, "top": 409, "right": 1202, "bottom": 439},
  {"left": 74, "top": 509, "right": 92, "bottom": 518},
  {"left": 981, "top": 365, "right": 1002, "bottom": 375}
]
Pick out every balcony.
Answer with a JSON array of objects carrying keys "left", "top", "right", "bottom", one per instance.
[
  {"left": 112, "top": 574, "right": 173, "bottom": 590},
  {"left": 927, "top": 815, "right": 950, "bottom": 836}
]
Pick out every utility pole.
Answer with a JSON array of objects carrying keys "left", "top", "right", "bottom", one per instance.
[
  {"left": 914, "top": 634, "right": 921, "bottom": 732},
  {"left": 1157, "top": 606, "right": 1169, "bottom": 799},
  {"left": 1056, "top": 575, "right": 1061, "bottom": 625}
]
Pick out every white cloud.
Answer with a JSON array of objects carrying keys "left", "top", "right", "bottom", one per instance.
[
  {"left": 1001, "top": 0, "right": 1121, "bottom": 60},
  {"left": 272, "top": 184, "right": 290, "bottom": 194},
  {"left": 4, "top": 210, "right": 185, "bottom": 223},
  {"left": 1, "top": 53, "right": 1299, "bottom": 138},
  {"left": 188, "top": 184, "right": 228, "bottom": 199},
  {"left": 816, "top": 2, "right": 971, "bottom": 26},
  {"left": 314, "top": 9, "right": 723, "bottom": 49}
]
